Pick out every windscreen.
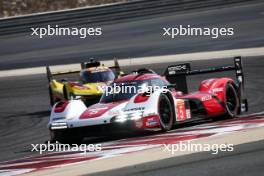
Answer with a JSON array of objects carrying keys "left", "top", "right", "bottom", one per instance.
[
  {"left": 100, "top": 80, "right": 149, "bottom": 103},
  {"left": 80, "top": 69, "right": 115, "bottom": 83}
]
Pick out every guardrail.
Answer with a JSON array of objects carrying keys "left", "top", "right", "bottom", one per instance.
[{"left": 0, "top": 0, "right": 260, "bottom": 35}]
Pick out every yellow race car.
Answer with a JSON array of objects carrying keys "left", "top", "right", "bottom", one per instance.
[{"left": 46, "top": 59, "right": 122, "bottom": 107}]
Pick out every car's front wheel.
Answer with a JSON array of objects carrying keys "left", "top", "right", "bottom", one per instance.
[{"left": 158, "top": 94, "right": 174, "bottom": 131}]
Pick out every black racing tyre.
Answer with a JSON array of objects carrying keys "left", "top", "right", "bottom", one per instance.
[
  {"left": 158, "top": 94, "right": 174, "bottom": 131},
  {"left": 50, "top": 130, "right": 83, "bottom": 144},
  {"left": 225, "top": 83, "right": 239, "bottom": 118}
]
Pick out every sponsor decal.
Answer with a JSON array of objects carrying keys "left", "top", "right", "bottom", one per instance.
[
  {"left": 125, "top": 107, "right": 145, "bottom": 112},
  {"left": 176, "top": 99, "right": 191, "bottom": 121},
  {"left": 201, "top": 95, "right": 212, "bottom": 101},
  {"left": 167, "top": 63, "right": 190, "bottom": 75},
  {"left": 108, "top": 110, "right": 120, "bottom": 116},
  {"left": 210, "top": 87, "right": 224, "bottom": 94},
  {"left": 89, "top": 107, "right": 108, "bottom": 115}
]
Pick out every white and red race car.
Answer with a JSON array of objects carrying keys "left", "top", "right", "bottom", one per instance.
[{"left": 48, "top": 57, "right": 248, "bottom": 143}]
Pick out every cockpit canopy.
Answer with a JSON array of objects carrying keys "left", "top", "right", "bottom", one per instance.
[{"left": 80, "top": 68, "right": 115, "bottom": 83}]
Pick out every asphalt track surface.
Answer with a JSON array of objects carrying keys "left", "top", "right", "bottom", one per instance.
[
  {"left": 90, "top": 140, "right": 264, "bottom": 176},
  {"left": 0, "top": 1, "right": 264, "bottom": 70}
]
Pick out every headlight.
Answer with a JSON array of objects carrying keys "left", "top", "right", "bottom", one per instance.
[
  {"left": 130, "top": 112, "right": 143, "bottom": 120},
  {"left": 114, "top": 111, "right": 144, "bottom": 122},
  {"left": 115, "top": 115, "right": 127, "bottom": 123}
]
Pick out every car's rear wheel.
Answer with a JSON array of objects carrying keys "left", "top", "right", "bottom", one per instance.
[
  {"left": 225, "top": 83, "right": 239, "bottom": 118},
  {"left": 158, "top": 94, "right": 174, "bottom": 131}
]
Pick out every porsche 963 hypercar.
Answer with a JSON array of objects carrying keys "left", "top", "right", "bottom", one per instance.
[{"left": 48, "top": 57, "right": 248, "bottom": 143}]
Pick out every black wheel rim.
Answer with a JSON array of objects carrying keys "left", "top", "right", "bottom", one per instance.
[
  {"left": 226, "top": 85, "right": 237, "bottom": 112},
  {"left": 225, "top": 83, "right": 239, "bottom": 118},
  {"left": 159, "top": 96, "right": 172, "bottom": 125}
]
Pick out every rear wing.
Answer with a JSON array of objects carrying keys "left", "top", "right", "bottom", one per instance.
[
  {"left": 46, "top": 58, "right": 121, "bottom": 82},
  {"left": 164, "top": 56, "right": 248, "bottom": 112}
]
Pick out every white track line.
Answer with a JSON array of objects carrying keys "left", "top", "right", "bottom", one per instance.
[{"left": 0, "top": 47, "right": 264, "bottom": 78}]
